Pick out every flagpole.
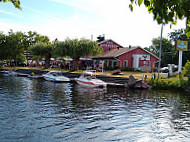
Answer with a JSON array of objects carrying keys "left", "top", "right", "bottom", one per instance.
[{"left": 158, "top": 24, "right": 163, "bottom": 78}]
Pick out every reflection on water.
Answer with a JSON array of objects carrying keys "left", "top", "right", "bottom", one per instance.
[{"left": 0, "top": 75, "right": 190, "bottom": 142}]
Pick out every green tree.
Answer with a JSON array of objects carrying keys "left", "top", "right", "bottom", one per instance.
[
  {"left": 147, "top": 37, "right": 176, "bottom": 67},
  {"left": 21, "top": 31, "right": 50, "bottom": 50},
  {"left": 2, "top": 30, "right": 26, "bottom": 66},
  {"left": 1, "top": 0, "right": 21, "bottom": 9},
  {"left": 54, "top": 38, "right": 102, "bottom": 70},
  {"left": 129, "top": 0, "right": 190, "bottom": 37},
  {"left": 0, "top": 32, "right": 7, "bottom": 60},
  {"left": 29, "top": 42, "right": 54, "bottom": 68}
]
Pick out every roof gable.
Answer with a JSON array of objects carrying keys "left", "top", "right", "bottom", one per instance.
[{"left": 98, "top": 39, "right": 123, "bottom": 48}]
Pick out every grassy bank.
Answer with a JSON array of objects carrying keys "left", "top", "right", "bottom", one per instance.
[{"left": 148, "top": 77, "right": 188, "bottom": 90}]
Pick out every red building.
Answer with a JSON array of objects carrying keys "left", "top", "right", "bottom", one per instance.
[
  {"left": 98, "top": 39, "right": 123, "bottom": 52},
  {"left": 93, "top": 46, "right": 159, "bottom": 72}
]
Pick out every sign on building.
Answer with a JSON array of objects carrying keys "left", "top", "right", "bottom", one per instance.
[{"left": 140, "top": 54, "right": 150, "bottom": 60}]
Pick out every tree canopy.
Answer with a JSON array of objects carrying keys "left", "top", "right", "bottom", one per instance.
[
  {"left": 54, "top": 38, "right": 102, "bottom": 70},
  {"left": 54, "top": 38, "right": 102, "bottom": 59},
  {"left": 29, "top": 42, "right": 54, "bottom": 68},
  {"left": 1, "top": 0, "right": 21, "bottom": 9},
  {"left": 145, "top": 37, "right": 177, "bottom": 67},
  {"left": 0, "top": 30, "right": 25, "bottom": 65},
  {"left": 0, "top": 30, "right": 51, "bottom": 67},
  {"left": 129, "top": 0, "right": 190, "bottom": 36}
]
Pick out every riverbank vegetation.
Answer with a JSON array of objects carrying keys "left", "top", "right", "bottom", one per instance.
[{"left": 148, "top": 60, "right": 190, "bottom": 91}]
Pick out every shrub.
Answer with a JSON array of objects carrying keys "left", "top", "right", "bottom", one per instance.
[
  {"left": 0, "top": 65, "right": 3, "bottom": 71},
  {"left": 183, "top": 60, "right": 190, "bottom": 84},
  {"left": 148, "top": 78, "right": 188, "bottom": 90}
]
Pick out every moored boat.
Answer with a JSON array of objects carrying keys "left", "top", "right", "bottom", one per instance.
[
  {"left": 75, "top": 70, "right": 107, "bottom": 87},
  {"left": 1, "top": 70, "right": 18, "bottom": 76},
  {"left": 42, "top": 71, "right": 70, "bottom": 82}
]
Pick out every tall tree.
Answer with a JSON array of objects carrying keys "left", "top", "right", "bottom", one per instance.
[
  {"left": 3, "top": 30, "right": 25, "bottom": 65},
  {"left": 1, "top": 0, "right": 21, "bottom": 9},
  {"left": 0, "top": 32, "right": 7, "bottom": 60},
  {"left": 147, "top": 37, "right": 176, "bottom": 67},
  {"left": 129, "top": 0, "right": 190, "bottom": 37},
  {"left": 54, "top": 39, "right": 102, "bottom": 71},
  {"left": 29, "top": 42, "right": 54, "bottom": 69}
]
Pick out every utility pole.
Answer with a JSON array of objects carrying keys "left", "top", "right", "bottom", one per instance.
[{"left": 158, "top": 24, "right": 163, "bottom": 78}]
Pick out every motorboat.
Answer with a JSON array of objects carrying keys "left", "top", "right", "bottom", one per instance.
[
  {"left": 27, "top": 74, "right": 42, "bottom": 79},
  {"left": 42, "top": 71, "right": 70, "bottom": 82},
  {"left": 75, "top": 70, "right": 107, "bottom": 87},
  {"left": 2, "top": 70, "right": 18, "bottom": 76}
]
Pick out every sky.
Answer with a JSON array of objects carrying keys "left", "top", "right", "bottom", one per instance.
[{"left": 0, "top": 0, "right": 186, "bottom": 48}]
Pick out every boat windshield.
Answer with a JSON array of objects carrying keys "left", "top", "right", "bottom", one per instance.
[
  {"left": 82, "top": 70, "right": 96, "bottom": 79},
  {"left": 51, "top": 72, "right": 62, "bottom": 76}
]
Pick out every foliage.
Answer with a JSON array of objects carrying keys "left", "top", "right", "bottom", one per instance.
[
  {"left": 146, "top": 37, "right": 177, "bottom": 67},
  {"left": 0, "top": 30, "right": 26, "bottom": 65},
  {"left": 148, "top": 77, "right": 188, "bottom": 90},
  {"left": 29, "top": 42, "right": 54, "bottom": 68},
  {"left": 129, "top": 0, "right": 190, "bottom": 37},
  {"left": 183, "top": 60, "right": 190, "bottom": 83},
  {"left": 54, "top": 38, "right": 102, "bottom": 71},
  {"left": 0, "top": 30, "right": 51, "bottom": 67},
  {"left": 0, "top": 32, "right": 7, "bottom": 60},
  {"left": 1, "top": 0, "right": 21, "bottom": 9},
  {"left": 0, "top": 65, "right": 3, "bottom": 70},
  {"left": 54, "top": 38, "right": 102, "bottom": 59}
]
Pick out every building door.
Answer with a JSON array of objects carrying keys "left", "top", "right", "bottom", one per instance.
[{"left": 133, "top": 55, "right": 139, "bottom": 69}]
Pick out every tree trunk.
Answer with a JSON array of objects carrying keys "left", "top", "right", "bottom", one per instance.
[
  {"left": 45, "top": 57, "right": 50, "bottom": 69},
  {"left": 71, "top": 58, "right": 79, "bottom": 71},
  {"left": 45, "top": 53, "right": 52, "bottom": 69}
]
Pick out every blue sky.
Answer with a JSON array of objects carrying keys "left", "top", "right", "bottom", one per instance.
[{"left": 0, "top": 0, "right": 186, "bottom": 47}]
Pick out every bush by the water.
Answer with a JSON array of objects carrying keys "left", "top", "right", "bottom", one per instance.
[
  {"left": 148, "top": 77, "right": 188, "bottom": 90},
  {"left": 183, "top": 60, "right": 190, "bottom": 84},
  {"left": 0, "top": 65, "right": 3, "bottom": 71}
]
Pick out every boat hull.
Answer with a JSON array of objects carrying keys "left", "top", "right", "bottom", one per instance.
[{"left": 75, "top": 78, "right": 107, "bottom": 88}]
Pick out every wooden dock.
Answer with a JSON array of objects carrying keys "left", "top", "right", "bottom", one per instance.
[{"left": 2, "top": 69, "right": 129, "bottom": 88}]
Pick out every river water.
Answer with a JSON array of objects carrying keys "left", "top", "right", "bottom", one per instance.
[{"left": 0, "top": 75, "right": 190, "bottom": 142}]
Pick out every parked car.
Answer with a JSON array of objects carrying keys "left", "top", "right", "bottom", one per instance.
[
  {"left": 18, "top": 62, "right": 28, "bottom": 67},
  {"left": 160, "top": 67, "right": 169, "bottom": 73}
]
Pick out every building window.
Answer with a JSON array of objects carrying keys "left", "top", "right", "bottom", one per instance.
[
  {"left": 109, "top": 60, "right": 112, "bottom": 66},
  {"left": 113, "top": 60, "right": 117, "bottom": 67},
  {"left": 147, "top": 61, "right": 150, "bottom": 66},
  {"left": 124, "top": 60, "right": 128, "bottom": 67}
]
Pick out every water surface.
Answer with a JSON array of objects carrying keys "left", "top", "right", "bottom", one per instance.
[{"left": 0, "top": 75, "right": 190, "bottom": 142}]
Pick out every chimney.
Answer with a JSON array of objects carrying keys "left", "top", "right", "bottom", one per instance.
[{"left": 129, "top": 45, "right": 131, "bottom": 49}]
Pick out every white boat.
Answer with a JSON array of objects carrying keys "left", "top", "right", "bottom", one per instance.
[
  {"left": 42, "top": 71, "right": 70, "bottom": 82},
  {"left": 2, "top": 71, "right": 18, "bottom": 76},
  {"left": 75, "top": 70, "right": 107, "bottom": 87},
  {"left": 27, "top": 74, "right": 42, "bottom": 79}
]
